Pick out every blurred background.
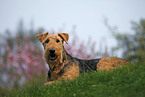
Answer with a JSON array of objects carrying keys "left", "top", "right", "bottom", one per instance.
[{"left": 0, "top": 0, "right": 145, "bottom": 96}]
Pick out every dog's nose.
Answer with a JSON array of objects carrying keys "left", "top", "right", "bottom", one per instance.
[{"left": 49, "top": 49, "right": 55, "bottom": 54}]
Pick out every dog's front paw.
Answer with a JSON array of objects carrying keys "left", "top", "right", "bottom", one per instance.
[{"left": 44, "top": 81, "right": 55, "bottom": 86}]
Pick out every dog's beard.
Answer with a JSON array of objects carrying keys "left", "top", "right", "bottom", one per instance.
[{"left": 44, "top": 51, "right": 63, "bottom": 69}]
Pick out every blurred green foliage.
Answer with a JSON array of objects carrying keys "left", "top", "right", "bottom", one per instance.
[{"left": 106, "top": 19, "right": 145, "bottom": 63}]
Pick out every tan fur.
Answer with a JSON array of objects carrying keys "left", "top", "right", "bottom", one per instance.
[
  {"left": 37, "top": 33, "right": 68, "bottom": 69},
  {"left": 97, "top": 57, "right": 131, "bottom": 71},
  {"left": 43, "top": 34, "right": 64, "bottom": 67},
  {"left": 37, "top": 32, "right": 73, "bottom": 85},
  {"left": 58, "top": 33, "right": 69, "bottom": 44},
  {"left": 37, "top": 32, "right": 131, "bottom": 86},
  {"left": 60, "top": 63, "right": 79, "bottom": 80},
  {"left": 37, "top": 32, "right": 48, "bottom": 42},
  {"left": 44, "top": 63, "right": 79, "bottom": 85}
]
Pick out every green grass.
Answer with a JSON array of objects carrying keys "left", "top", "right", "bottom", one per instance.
[{"left": 8, "top": 63, "right": 145, "bottom": 97}]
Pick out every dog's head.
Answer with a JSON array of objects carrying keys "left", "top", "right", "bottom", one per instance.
[{"left": 37, "top": 32, "right": 69, "bottom": 68}]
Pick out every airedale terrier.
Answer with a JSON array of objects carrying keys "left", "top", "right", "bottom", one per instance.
[{"left": 37, "top": 32, "right": 131, "bottom": 85}]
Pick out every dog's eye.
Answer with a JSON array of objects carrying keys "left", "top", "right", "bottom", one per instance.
[
  {"left": 56, "top": 39, "right": 60, "bottom": 43},
  {"left": 45, "top": 39, "right": 50, "bottom": 43}
]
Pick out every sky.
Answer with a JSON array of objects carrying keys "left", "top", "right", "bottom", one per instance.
[{"left": 0, "top": 0, "right": 145, "bottom": 57}]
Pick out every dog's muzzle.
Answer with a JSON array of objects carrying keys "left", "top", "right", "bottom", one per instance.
[{"left": 49, "top": 49, "right": 57, "bottom": 61}]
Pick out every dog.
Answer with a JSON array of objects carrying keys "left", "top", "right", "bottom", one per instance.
[{"left": 37, "top": 32, "right": 131, "bottom": 85}]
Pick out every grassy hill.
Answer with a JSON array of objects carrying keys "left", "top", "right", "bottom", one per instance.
[{"left": 8, "top": 63, "right": 145, "bottom": 97}]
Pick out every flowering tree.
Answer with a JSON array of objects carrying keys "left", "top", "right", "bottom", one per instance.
[
  {"left": 65, "top": 32, "right": 109, "bottom": 59},
  {"left": 0, "top": 28, "right": 46, "bottom": 88}
]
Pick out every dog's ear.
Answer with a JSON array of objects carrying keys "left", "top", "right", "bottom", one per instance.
[
  {"left": 58, "top": 33, "right": 69, "bottom": 44},
  {"left": 37, "top": 32, "right": 49, "bottom": 42}
]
